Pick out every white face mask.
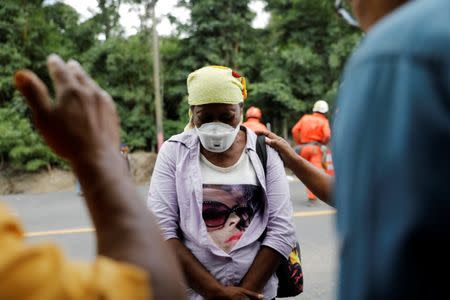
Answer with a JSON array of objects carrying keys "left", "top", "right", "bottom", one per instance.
[{"left": 195, "top": 122, "right": 241, "bottom": 153}]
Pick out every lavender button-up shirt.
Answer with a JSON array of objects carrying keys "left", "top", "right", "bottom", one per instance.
[{"left": 147, "top": 128, "right": 297, "bottom": 300}]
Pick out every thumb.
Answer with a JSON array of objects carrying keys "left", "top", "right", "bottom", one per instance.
[
  {"left": 265, "top": 137, "right": 279, "bottom": 149},
  {"left": 264, "top": 137, "right": 274, "bottom": 146},
  {"left": 15, "top": 70, "right": 51, "bottom": 114}
]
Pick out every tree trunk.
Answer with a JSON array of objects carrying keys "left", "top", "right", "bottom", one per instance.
[{"left": 151, "top": 1, "right": 164, "bottom": 152}]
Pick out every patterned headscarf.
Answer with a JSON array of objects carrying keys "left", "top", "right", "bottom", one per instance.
[{"left": 184, "top": 66, "right": 247, "bottom": 131}]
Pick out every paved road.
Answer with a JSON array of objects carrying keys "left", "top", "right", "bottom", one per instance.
[{"left": 1, "top": 178, "right": 337, "bottom": 300}]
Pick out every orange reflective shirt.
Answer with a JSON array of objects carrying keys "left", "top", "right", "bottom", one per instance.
[
  {"left": 243, "top": 118, "right": 268, "bottom": 132},
  {"left": 0, "top": 203, "right": 151, "bottom": 300},
  {"left": 291, "top": 113, "right": 331, "bottom": 145}
]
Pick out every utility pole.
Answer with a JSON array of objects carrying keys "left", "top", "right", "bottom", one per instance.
[{"left": 150, "top": 0, "right": 164, "bottom": 151}]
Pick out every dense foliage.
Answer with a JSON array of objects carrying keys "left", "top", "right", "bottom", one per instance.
[{"left": 0, "top": 0, "right": 360, "bottom": 171}]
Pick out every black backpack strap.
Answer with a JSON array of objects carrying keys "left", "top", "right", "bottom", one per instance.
[
  {"left": 255, "top": 135, "right": 267, "bottom": 175},
  {"left": 256, "top": 134, "right": 268, "bottom": 243}
]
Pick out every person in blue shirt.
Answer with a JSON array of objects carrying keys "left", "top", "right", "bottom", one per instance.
[
  {"left": 334, "top": 0, "right": 450, "bottom": 298},
  {"left": 259, "top": 0, "right": 450, "bottom": 299}
]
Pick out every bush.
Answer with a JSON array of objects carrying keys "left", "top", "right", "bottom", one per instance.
[{"left": 0, "top": 106, "right": 64, "bottom": 172}]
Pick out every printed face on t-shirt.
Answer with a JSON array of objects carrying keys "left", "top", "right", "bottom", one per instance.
[{"left": 202, "top": 184, "right": 261, "bottom": 252}]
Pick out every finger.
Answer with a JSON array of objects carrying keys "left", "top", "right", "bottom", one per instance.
[
  {"left": 67, "top": 59, "right": 98, "bottom": 89},
  {"left": 100, "top": 90, "right": 115, "bottom": 108},
  {"left": 265, "top": 137, "right": 281, "bottom": 149},
  {"left": 97, "top": 90, "right": 119, "bottom": 131},
  {"left": 265, "top": 137, "right": 275, "bottom": 146},
  {"left": 242, "top": 289, "right": 264, "bottom": 299},
  {"left": 67, "top": 59, "right": 89, "bottom": 86},
  {"left": 14, "top": 70, "right": 51, "bottom": 114},
  {"left": 47, "top": 54, "right": 73, "bottom": 89},
  {"left": 67, "top": 59, "right": 114, "bottom": 107}
]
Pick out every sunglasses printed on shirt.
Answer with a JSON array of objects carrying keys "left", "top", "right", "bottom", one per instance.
[{"left": 202, "top": 184, "right": 262, "bottom": 253}]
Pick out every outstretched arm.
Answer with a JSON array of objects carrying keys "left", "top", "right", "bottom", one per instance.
[{"left": 255, "top": 130, "right": 333, "bottom": 204}]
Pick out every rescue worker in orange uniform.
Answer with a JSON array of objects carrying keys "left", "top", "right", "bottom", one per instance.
[
  {"left": 243, "top": 106, "right": 268, "bottom": 132},
  {"left": 291, "top": 100, "right": 331, "bottom": 200}
]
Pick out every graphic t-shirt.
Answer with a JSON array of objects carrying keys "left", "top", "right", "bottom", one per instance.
[{"left": 200, "top": 151, "right": 263, "bottom": 253}]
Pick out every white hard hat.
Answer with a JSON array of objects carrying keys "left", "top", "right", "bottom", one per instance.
[{"left": 313, "top": 100, "right": 329, "bottom": 114}]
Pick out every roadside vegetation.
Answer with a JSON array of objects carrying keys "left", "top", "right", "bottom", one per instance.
[{"left": 0, "top": 0, "right": 360, "bottom": 172}]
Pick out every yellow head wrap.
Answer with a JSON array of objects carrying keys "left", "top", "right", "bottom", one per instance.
[{"left": 185, "top": 66, "right": 247, "bottom": 131}]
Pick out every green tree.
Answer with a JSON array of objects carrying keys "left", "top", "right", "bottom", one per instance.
[
  {"left": 0, "top": 0, "right": 361, "bottom": 172},
  {"left": 0, "top": 0, "right": 97, "bottom": 171},
  {"left": 253, "top": 0, "right": 361, "bottom": 133},
  {"left": 177, "top": 0, "right": 255, "bottom": 69},
  {"left": 80, "top": 33, "right": 156, "bottom": 149},
  {"left": 93, "top": 0, "right": 123, "bottom": 39},
  {"left": 159, "top": 0, "right": 261, "bottom": 135},
  {"left": 0, "top": 106, "right": 60, "bottom": 171},
  {"left": 159, "top": 37, "right": 190, "bottom": 135}
]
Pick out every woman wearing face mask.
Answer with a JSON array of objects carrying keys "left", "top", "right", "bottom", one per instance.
[{"left": 147, "top": 66, "right": 297, "bottom": 300}]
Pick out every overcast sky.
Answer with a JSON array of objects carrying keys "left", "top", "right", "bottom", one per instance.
[{"left": 57, "top": 0, "right": 270, "bottom": 36}]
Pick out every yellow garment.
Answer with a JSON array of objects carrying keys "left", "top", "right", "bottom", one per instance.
[
  {"left": 185, "top": 66, "right": 247, "bottom": 131},
  {"left": 0, "top": 203, "right": 151, "bottom": 300}
]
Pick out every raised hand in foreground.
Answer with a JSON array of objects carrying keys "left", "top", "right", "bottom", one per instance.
[{"left": 14, "top": 54, "right": 186, "bottom": 300}]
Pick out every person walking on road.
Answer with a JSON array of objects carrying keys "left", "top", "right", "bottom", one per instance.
[
  {"left": 120, "top": 144, "right": 131, "bottom": 172},
  {"left": 291, "top": 100, "right": 331, "bottom": 201},
  {"left": 243, "top": 106, "right": 268, "bottom": 133},
  {"left": 1, "top": 54, "right": 186, "bottom": 300}
]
